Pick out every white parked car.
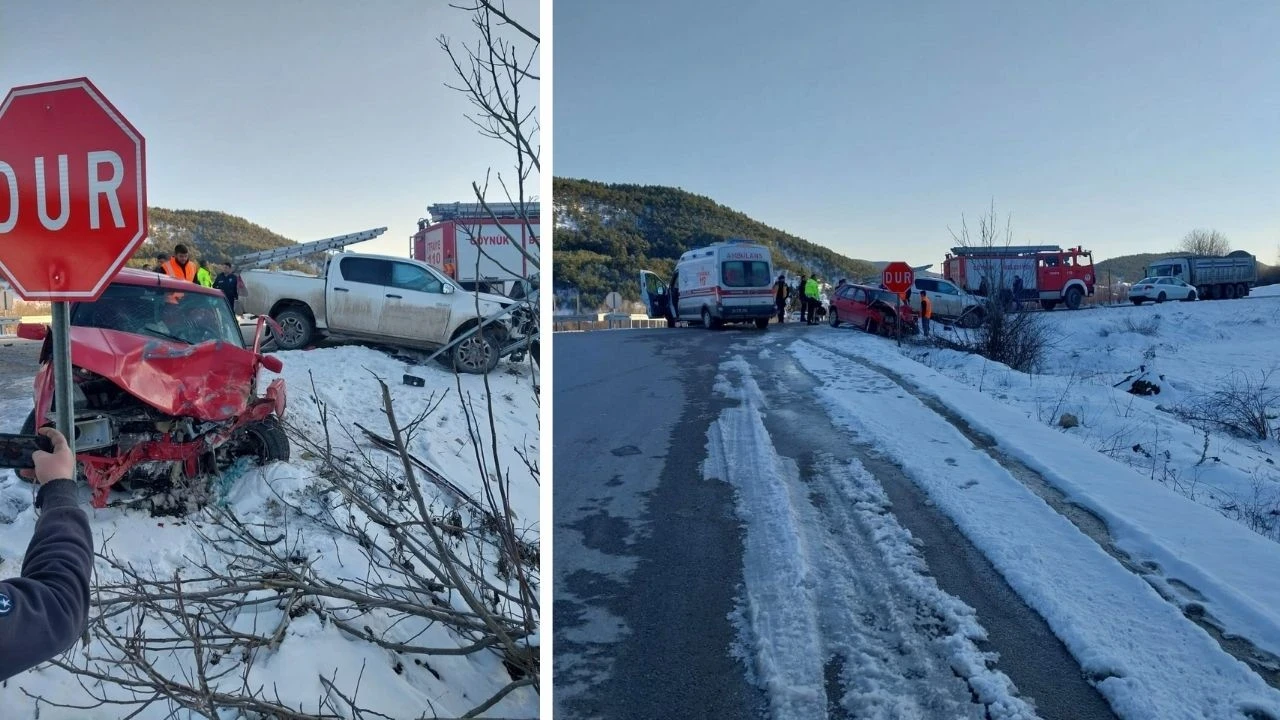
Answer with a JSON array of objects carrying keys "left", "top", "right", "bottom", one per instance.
[{"left": 1130, "top": 276, "right": 1197, "bottom": 304}]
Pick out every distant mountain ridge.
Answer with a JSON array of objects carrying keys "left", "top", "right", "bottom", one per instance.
[
  {"left": 1093, "top": 252, "right": 1181, "bottom": 283},
  {"left": 553, "top": 178, "right": 880, "bottom": 311}
]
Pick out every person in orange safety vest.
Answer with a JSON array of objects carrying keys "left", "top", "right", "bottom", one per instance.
[
  {"left": 163, "top": 244, "right": 199, "bottom": 283},
  {"left": 920, "top": 289, "right": 933, "bottom": 336}
]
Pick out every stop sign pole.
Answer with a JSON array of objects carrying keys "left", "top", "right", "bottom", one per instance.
[{"left": 0, "top": 78, "right": 148, "bottom": 459}]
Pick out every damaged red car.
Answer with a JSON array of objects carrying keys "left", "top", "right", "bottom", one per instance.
[{"left": 18, "top": 269, "right": 288, "bottom": 509}]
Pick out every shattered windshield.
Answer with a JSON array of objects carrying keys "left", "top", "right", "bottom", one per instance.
[{"left": 71, "top": 282, "right": 245, "bottom": 347}]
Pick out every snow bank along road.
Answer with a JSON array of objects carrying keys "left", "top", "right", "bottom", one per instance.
[{"left": 554, "top": 324, "right": 1280, "bottom": 719}]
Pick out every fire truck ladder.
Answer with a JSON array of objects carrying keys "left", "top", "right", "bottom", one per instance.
[
  {"left": 232, "top": 227, "right": 389, "bottom": 270},
  {"left": 426, "top": 202, "right": 539, "bottom": 222},
  {"left": 949, "top": 245, "right": 1061, "bottom": 257}
]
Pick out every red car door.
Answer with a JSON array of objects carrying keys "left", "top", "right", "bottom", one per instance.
[
  {"left": 831, "top": 286, "right": 852, "bottom": 323},
  {"left": 848, "top": 287, "right": 871, "bottom": 326}
]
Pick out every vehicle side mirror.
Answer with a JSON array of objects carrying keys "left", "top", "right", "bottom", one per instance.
[
  {"left": 443, "top": 284, "right": 455, "bottom": 294},
  {"left": 17, "top": 323, "right": 47, "bottom": 341},
  {"left": 259, "top": 354, "right": 284, "bottom": 373}
]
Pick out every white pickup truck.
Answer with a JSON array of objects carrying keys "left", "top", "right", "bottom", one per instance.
[{"left": 241, "top": 253, "right": 533, "bottom": 373}]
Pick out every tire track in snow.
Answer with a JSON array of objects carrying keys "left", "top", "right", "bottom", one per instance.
[
  {"left": 805, "top": 335, "right": 1280, "bottom": 692},
  {"left": 707, "top": 354, "right": 1037, "bottom": 719},
  {"left": 790, "top": 338, "right": 1280, "bottom": 720}
]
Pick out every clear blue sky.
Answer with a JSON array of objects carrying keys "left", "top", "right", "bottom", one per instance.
[
  {"left": 553, "top": 0, "right": 1279, "bottom": 268},
  {"left": 0, "top": 0, "right": 539, "bottom": 259}
]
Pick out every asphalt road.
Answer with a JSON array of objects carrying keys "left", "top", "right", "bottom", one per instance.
[
  {"left": 0, "top": 339, "right": 42, "bottom": 427},
  {"left": 553, "top": 323, "right": 1116, "bottom": 720}
]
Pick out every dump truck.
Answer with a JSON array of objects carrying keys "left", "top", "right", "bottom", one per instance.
[{"left": 1146, "top": 251, "right": 1257, "bottom": 300}]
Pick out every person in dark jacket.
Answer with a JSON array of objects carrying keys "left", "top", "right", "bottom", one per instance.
[
  {"left": 773, "top": 273, "right": 789, "bottom": 323},
  {"left": 0, "top": 427, "right": 93, "bottom": 682},
  {"left": 152, "top": 253, "right": 169, "bottom": 274},
  {"left": 213, "top": 261, "right": 240, "bottom": 314}
]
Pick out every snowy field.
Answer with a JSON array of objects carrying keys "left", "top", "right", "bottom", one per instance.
[
  {"left": 895, "top": 286, "right": 1280, "bottom": 543},
  {"left": 782, "top": 286, "right": 1280, "bottom": 718},
  {"left": 0, "top": 346, "right": 540, "bottom": 719}
]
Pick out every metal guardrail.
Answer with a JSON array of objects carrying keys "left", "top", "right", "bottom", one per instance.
[{"left": 553, "top": 315, "right": 669, "bottom": 332}]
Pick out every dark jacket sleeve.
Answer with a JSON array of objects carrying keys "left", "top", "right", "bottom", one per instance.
[{"left": 0, "top": 479, "right": 93, "bottom": 682}]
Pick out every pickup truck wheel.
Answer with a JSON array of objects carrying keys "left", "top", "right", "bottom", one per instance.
[
  {"left": 272, "top": 309, "right": 314, "bottom": 350},
  {"left": 452, "top": 330, "right": 500, "bottom": 374},
  {"left": 959, "top": 307, "right": 984, "bottom": 328}
]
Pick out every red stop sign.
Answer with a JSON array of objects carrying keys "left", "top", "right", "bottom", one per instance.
[
  {"left": 0, "top": 78, "right": 147, "bottom": 301},
  {"left": 882, "top": 262, "right": 914, "bottom": 294}
]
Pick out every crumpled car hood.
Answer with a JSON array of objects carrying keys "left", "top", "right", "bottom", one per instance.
[{"left": 68, "top": 327, "right": 260, "bottom": 421}]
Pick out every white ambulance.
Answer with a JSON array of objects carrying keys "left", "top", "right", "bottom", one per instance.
[{"left": 639, "top": 240, "right": 776, "bottom": 329}]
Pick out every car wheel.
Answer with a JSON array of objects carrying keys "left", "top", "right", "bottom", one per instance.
[
  {"left": 1156, "top": 292, "right": 1166, "bottom": 303},
  {"left": 702, "top": 308, "right": 714, "bottom": 329},
  {"left": 755, "top": 317, "right": 769, "bottom": 330},
  {"left": 1131, "top": 298, "right": 1144, "bottom": 305},
  {"left": 451, "top": 328, "right": 500, "bottom": 374},
  {"left": 830, "top": 309, "right": 840, "bottom": 327},
  {"left": 1184, "top": 291, "right": 1196, "bottom": 302},
  {"left": 863, "top": 316, "right": 876, "bottom": 334},
  {"left": 271, "top": 308, "right": 314, "bottom": 350},
  {"left": 880, "top": 313, "right": 898, "bottom": 335},
  {"left": 227, "top": 416, "right": 290, "bottom": 467}
]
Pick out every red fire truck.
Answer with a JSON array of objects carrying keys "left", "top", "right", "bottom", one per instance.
[
  {"left": 411, "top": 202, "right": 539, "bottom": 296},
  {"left": 943, "top": 245, "right": 1096, "bottom": 310}
]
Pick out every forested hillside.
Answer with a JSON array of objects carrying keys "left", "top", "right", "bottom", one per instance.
[
  {"left": 126, "top": 209, "right": 299, "bottom": 270},
  {"left": 1093, "top": 252, "right": 1180, "bottom": 283},
  {"left": 553, "top": 178, "right": 878, "bottom": 311}
]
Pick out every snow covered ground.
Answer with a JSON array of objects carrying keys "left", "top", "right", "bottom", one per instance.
[
  {"left": 0, "top": 345, "right": 539, "bottom": 719},
  {"left": 891, "top": 287, "right": 1280, "bottom": 544},
  {"left": 778, "top": 287, "right": 1280, "bottom": 718}
]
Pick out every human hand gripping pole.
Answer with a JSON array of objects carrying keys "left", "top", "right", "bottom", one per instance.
[{"left": 0, "top": 427, "right": 94, "bottom": 682}]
